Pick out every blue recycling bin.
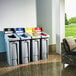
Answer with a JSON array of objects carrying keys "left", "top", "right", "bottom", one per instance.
[{"left": 14, "top": 28, "right": 31, "bottom": 64}]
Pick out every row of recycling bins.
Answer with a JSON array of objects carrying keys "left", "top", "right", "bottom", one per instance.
[{"left": 4, "top": 27, "right": 49, "bottom": 66}]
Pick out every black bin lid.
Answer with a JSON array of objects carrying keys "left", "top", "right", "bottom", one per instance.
[{"left": 4, "top": 28, "right": 15, "bottom": 33}]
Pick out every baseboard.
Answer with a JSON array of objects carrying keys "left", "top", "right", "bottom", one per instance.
[
  {"left": 0, "top": 52, "right": 6, "bottom": 61},
  {"left": 49, "top": 44, "right": 56, "bottom": 54}
]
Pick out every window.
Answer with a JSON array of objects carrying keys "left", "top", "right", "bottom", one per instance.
[{"left": 65, "top": 0, "right": 76, "bottom": 38}]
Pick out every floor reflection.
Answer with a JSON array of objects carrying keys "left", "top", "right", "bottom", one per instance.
[
  {"left": 62, "top": 65, "right": 76, "bottom": 76},
  {"left": 0, "top": 62, "right": 61, "bottom": 76}
]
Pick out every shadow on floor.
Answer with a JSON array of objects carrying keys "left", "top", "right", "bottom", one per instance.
[{"left": 0, "top": 61, "right": 9, "bottom": 68}]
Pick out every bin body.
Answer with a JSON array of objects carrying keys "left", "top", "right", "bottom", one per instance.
[
  {"left": 14, "top": 28, "right": 31, "bottom": 64},
  {"left": 4, "top": 28, "right": 20, "bottom": 66},
  {"left": 40, "top": 38, "right": 49, "bottom": 59},
  {"left": 21, "top": 40, "right": 30, "bottom": 63},
  {"left": 9, "top": 41, "right": 19, "bottom": 66},
  {"left": 30, "top": 38, "right": 40, "bottom": 61}
]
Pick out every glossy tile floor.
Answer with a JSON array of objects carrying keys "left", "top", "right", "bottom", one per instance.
[
  {"left": 62, "top": 65, "right": 76, "bottom": 76},
  {"left": 0, "top": 62, "right": 61, "bottom": 76},
  {"left": 0, "top": 52, "right": 61, "bottom": 76},
  {"left": 1, "top": 52, "right": 76, "bottom": 76}
]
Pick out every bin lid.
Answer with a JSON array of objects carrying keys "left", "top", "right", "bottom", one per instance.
[
  {"left": 18, "top": 33, "right": 31, "bottom": 40},
  {"left": 28, "top": 32, "right": 41, "bottom": 38},
  {"left": 33, "top": 27, "right": 43, "bottom": 33},
  {"left": 33, "top": 27, "right": 49, "bottom": 38},
  {"left": 25, "top": 27, "right": 33, "bottom": 33},
  {"left": 4, "top": 28, "right": 14, "bottom": 34},
  {"left": 6, "top": 33, "right": 20, "bottom": 41},
  {"left": 14, "top": 28, "right": 25, "bottom": 34}
]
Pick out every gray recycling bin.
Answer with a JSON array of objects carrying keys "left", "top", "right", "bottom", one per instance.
[
  {"left": 39, "top": 32, "right": 49, "bottom": 59},
  {"left": 14, "top": 28, "right": 31, "bottom": 64},
  {"left": 4, "top": 28, "right": 20, "bottom": 66},
  {"left": 31, "top": 27, "right": 49, "bottom": 60},
  {"left": 27, "top": 32, "right": 41, "bottom": 61}
]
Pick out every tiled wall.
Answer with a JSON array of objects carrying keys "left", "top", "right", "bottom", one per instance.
[{"left": 0, "top": 31, "right": 6, "bottom": 52}]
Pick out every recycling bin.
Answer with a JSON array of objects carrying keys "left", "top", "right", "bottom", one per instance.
[
  {"left": 14, "top": 28, "right": 31, "bottom": 64},
  {"left": 4, "top": 28, "right": 20, "bottom": 66},
  {"left": 25, "top": 27, "right": 41, "bottom": 61},
  {"left": 33, "top": 27, "right": 50, "bottom": 59}
]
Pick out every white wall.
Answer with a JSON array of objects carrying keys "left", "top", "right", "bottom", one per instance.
[
  {"left": 37, "top": 0, "right": 63, "bottom": 45},
  {"left": 55, "top": 0, "right": 61, "bottom": 54},
  {"left": 37, "top": 0, "right": 54, "bottom": 45},
  {"left": 60, "top": 0, "right": 65, "bottom": 42},
  {"left": 56, "top": 0, "right": 65, "bottom": 54},
  {"left": 0, "top": 0, "right": 37, "bottom": 31},
  {"left": 0, "top": 0, "right": 37, "bottom": 52},
  {"left": 51, "top": 0, "right": 57, "bottom": 44},
  {"left": 37, "top": 0, "right": 65, "bottom": 54}
]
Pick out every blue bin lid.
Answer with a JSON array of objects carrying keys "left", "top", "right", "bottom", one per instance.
[{"left": 14, "top": 28, "right": 25, "bottom": 33}]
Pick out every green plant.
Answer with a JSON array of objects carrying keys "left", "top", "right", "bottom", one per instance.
[
  {"left": 65, "top": 13, "right": 69, "bottom": 25},
  {"left": 69, "top": 17, "right": 76, "bottom": 24},
  {"left": 65, "top": 24, "right": 76, "bottom": 38}
]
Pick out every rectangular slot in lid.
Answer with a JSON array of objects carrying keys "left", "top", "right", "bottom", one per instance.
[
  {"left": 8, "top": 35, "right": 16, "bottom": 38},
  {"left": 20, "top": 34, "right": 28, "bottom": 38},
  {"left": 40, "top": 33, "right": 47, "bottom": 36}
]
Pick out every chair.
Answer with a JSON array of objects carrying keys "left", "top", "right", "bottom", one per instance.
[{"left": 62, "top": 38, "right": 76, "bottom": 66}]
